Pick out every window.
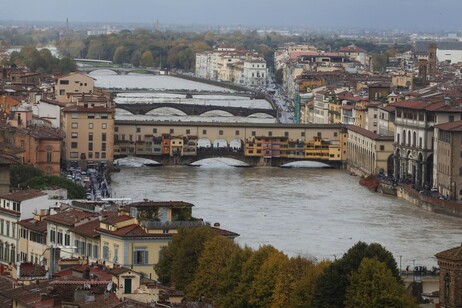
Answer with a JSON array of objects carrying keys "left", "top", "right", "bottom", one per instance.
[
  {"left": 103, "top": 242, "right": 109, "bottom": 260},
  {"left": 50, "top": 229, "right": 56, "bottom": 243},
  {"left": 252, "top": 131, "right": 256, "bottom": 136},
  {"left": 301, "top": 132, "right": 305, "bottom": 137},
  {"left": 380, "top": 145, "right": 385, "bottom": 151},
  {"left": 88, "top": 152, "right": 93, "bottom": 159},
  {"left": 115, "top": 127, "right": 119, "bottom": 132},
  {"left": 102, "top": 133, "right": 106, "bottom": 142},
  {"left": 317, "top": 132, "right": 322, "bottom": 137},
  {"left": 5, "top": 222, "right": 9, "bottom": 237},
  {"left": 219, "top": 130, "right": 223, "bottom": 135},
  {"left": 12, "top": 223, "right": 15, "bottom": 238},
  {"left": 334, "top": 132, "right": 338, "bottom": 137},
  {"left": 102, "top": 123, "right": 107, "bottom": 129},
  {"left": 186, "top": 129, "right": 191, "bottom": 134},
  {"left": 114, "top": 244, "right": 119, "bottom": 263},
  {"left": 89, "top": 133, "right": 93, "bottom": 141},
  {"left": 449, "top": 115, "right": 455, "bottom": 122},
  {"left": 87, "top": 113, "right": 95, "bottom": 119},
  {"left": 59, "top": 80, "right": 69, "bottom": 85},
  {"left": 71, "top": 123, "right": 78, "bottom": 129},
  {"left": 170, "top": 129, "right": 174, "bottom": 134},
  {"left": 285, "top": 132, "right": 289, "bottom": 137},
  {"left": 93, "top": 245, "right": 99, "bottom": 259},
  {"left": 60, "top": 89, "right": 65, "bottom": 95},
  {"left": 71, "top": 132, "right": 78, "bottom": 138},
  {"left": 71, "top": 142, "right": 78, "bottom": 149},
  {"left": 88, "top": 143, "right": 93, "bottom": 151},
  {"left": 87, "top": 243, "right": 92, "bottom": 258},
  {"left": 136, "top": 127, "right": 140, "bottom": 133},
  {"left": 133, "top": 250, "right": 148, "bottom": 265},
  {"left": 57, "top": 231, "right": 63, "bottom": 245},
  {"left": 101, "top": 114, "right": 108, "bottom": 119},
  {"left": 268, "top": 131, "right": 272, "bottom": 137},
  {"left": 101, "top": 152, "right": 106, "bottom": 159},
  {"left": 71, "top": 113, "right": 78, "bottom": 119},
  {"left": 235, "top": 130, "right": 240, "bottom": 136},
  {"left": 95, "top": 152, "right": 100, "bottom": 159},
  {"left": 202, "top": 129, "right": 207, "bottom": 134},
  {"left": 152, "top": 128, "right": 157, "bottom": 134},
  {"left": 65, "top": 233, "right": 70, "bottom": 246},
  {"left": 102, "top": 143, "right": 106, "bottom": 151},
  {"left": 70, "top": 152, "right": 78, "bottom": 158},
  {"left": 89, "top": 123, "right": 93, "bottom": 129}
]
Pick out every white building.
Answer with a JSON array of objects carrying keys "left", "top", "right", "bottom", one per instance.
[
  {"left": 0, "top": 190, "right": 50, "bottom": 265},
  {"left": 32, "top": 98, "right": 65, "bottom": 129}
]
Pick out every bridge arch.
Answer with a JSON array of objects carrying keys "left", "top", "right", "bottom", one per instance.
[
  {"left": 197, "top": 138, "right": 212, "bottom": 149},
  {"left": 213, "top": 139, "right": 228, "bottom": 148},
  {"left": 115, "top": 108, "right": 134, "bottom": 115},
  {"left": 229, "top": 138, "right": 243, "bottom": 150},
  {"left": 200, "top": 110, "right": 234, "bottom": 117},
  {"left": 88, "top": 68, "right": 119, "bottom": 75},
  {"left": 146, "top": 107, "right": 187, "bottom": 116}
]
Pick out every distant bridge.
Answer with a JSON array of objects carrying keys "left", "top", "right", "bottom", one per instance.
[
  {"left": 77, "top": 66, "right": 160, "bottom": 75},
  {"left": 115, "top": 102, "right": 277, "bottom": 117}
]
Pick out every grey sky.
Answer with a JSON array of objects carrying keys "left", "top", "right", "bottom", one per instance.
[{"left": 3, "top": 0, "right": 462, "bottom": 30}]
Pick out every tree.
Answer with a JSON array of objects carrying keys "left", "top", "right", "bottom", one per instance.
[
  {"left": 185, "top": 236, "right": 243, "bottom": 305},
  {"left": 271, "top": 257, "right": 330, "bottom": 308},
  {"left": 10, "top": 164, "right": 43, "bottom": 187},
  {"left": 25, "top": 175, "right": 86, "bottom": 199},
  {"left": 313, "top": 241, "right": 399, "bottom": 308},
  {"left": 345, "top": 258, "right": 417, "bottom": 308},
  {"left": 113, "top": 46, "right": 129, "bottom": 65},
  {"left": 154, "top": 226, "right": 218, "bottom": 291},
  {"left": 140, "top": 50, "right": 154, "bottom": 67},
  {"left": 248, "top": 250, "right": 288, "bottom": 307},
  {"left": 233, "top": 245, "right": 280, "bottom": 307},
  {"left": 58, "top": 57, "right": 77, "bottom": 74}
]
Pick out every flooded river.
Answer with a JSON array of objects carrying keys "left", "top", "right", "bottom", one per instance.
[{"left": 111, "top": 165, "right": 462, "bottom": 268}]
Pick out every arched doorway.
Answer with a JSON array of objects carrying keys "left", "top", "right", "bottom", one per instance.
[
  {"left": 387, "top": 154, "right": 394, "bottom": 176},
  {"left": 426, "top": 154, "right": 434, "bottom": 187},
  {"left": 394, "top": 149, "right": 401, "bottom": 181},
  {"left": 416, "top": 152, "right": 423, "bottom": 190}
]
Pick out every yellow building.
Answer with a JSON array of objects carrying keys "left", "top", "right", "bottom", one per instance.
[
  {"left": 97, "top": 201, "right": 238, "bottom": 280},
  {"left": 18, "top": 212, "right": 49, "bottom": 265},
  {"left": 61, "top": 95, "right": 114, "bottom": 166},
  {"left": 55, "top": 72, "right": 95, "bottom": 103}
]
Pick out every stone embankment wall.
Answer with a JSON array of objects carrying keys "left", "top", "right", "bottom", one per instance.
[
  {"left": 171, "top": 73, "right": 249, "bottom": 92},
  {"left": 397, "top": 185, "right": 462, "bottom": 218}
]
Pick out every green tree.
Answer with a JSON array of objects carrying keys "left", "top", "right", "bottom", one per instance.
[
  {"left": 248, "top": 250, "right": 288, "bottom": 307},
  {"left": 86, "top": 39, "right": 105, "bottom": 59},
  {"left": 154, "top": 226, "right": 218, "bottom": 291},
  {"left": 113, "top": 46, "right": 129, "bottom": 65},
  {"left": 58, "top": 57, "right": 77, "bottom": 74},
  {"left": 313, "top": 241, "right": 399, "bottom": 308},
  {"left": 140, "top": 50, "right": 154, "bottom": 67},
  {"left": 345, "top": 258, "right": 417, "bottom": 308},
  {"left": 234, "top": 245, "right": 280, "bottom": 307},
  {"left": 25, "top": 175, "right": 86, "bottom": 199},
  {"left": 186, "top": 236, "right": 242, "bottom": 305},
  {"left": 10, "top": 164, "right": 43, "bottom": 187},
  {"left": 271, "top": 257, "right": 330, "bottom": 308}
]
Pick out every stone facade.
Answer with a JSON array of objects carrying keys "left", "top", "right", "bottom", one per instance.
[{"left": 436, "top": 245, "right": 462, "bottom": 308}]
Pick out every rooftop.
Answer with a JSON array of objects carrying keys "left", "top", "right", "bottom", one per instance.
[
  {"left": 0, "top": 189, "right": 46, "bottom": 202},
  {"left": 46, "top": 209, "right": 97, "bottom": 227}
]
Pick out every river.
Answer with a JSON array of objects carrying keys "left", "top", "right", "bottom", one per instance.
[{"left": 111, "top": 165, "right": 462, "bottom": 268}]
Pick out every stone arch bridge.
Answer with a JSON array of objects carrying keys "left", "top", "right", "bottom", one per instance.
[{"left": 116, "top": 103, "right": 277, "bottom": 117}]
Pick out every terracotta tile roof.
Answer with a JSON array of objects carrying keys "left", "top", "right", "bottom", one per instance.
[
  {"left": 97, "top": 224, "right": 172, "bottom": 239},
  {"left": 435, "top": 120, "right": 462, "bottom": 131},
  {"left": 128, "top": 201, "right": 194, "bottom": 208},
  {"left": 108, "top": 267, "right": 140, "bottom": 276},
  {"left": 45, "top": 209, "right": 97, "bottom": 227},
  {"left": 18, "top": 218, "right": 48, "bottom": 233},
  {"left": 100, "top": 214, "right": 133, "bottom": 225},
  {"left": 210, "top": 227, "right": 240, "bottom": 238},
  {"left": 0, "top": 189, "right": 46, "bottom": 202},
  {"left": 339, "top": 45, "right": 365, "bottom": 53},
  {"left": 39, "top": 98, "right": 66, "bottom": 107},
  {"left": 69, "top": 219, "right": 100, "bottom": 238},
  {"left": 15, "top": 262, "right": 47, "bottom": 277},
  {"left": 382, "top": 105, "right": 396, "bottom": 112},
  {"left": 346, "top": 125, "right": 394, "bottom": 141},
  {"left": 435, "top": 244, "right": 462, "bottom": 262},
  {"left": 0, "top": 207, "right": 20, "bottom": 217}
]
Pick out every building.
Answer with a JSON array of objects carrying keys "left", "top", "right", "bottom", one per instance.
[
  {"left": 18, "top": 212, "right": 48, "bottom": 265},
  {"left": 0, "top": 190, "right": 50, "bottom": 265},
  {"left": 435, "top": 244, "right": 462, "bottom": 308},
  {"left": 61, "top": 95, "right": 115, "bottom": 167},
  {"left": 54, "top": 72, "right": 95, "bottom": 103},
  {"left": 346, "top": 125, "right": 394, "bottom": 176},
  {"left": 32, "top": 98, "right": 65, "bottom": 129},
  {"left": 392, "top": 99, "right": 462, "bottom": 190},
  {"left": 96, "top": 201, "right": 239, "bottom": 280},
  {"left": 434, "top": 120, "right": 462, "bottom": 200}
]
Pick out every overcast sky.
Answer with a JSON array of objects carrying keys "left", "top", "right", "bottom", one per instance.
[{"left": 3, "top": 0, "right": 462, "bottom": 31}]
